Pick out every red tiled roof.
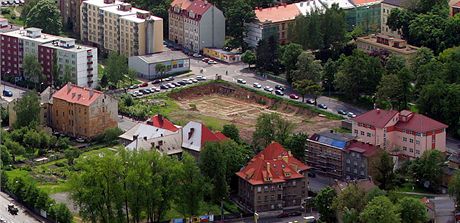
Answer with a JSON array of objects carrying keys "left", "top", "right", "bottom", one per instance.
[
  {"left": 52, "top": 83, "right": 102, "bottom": 106},
  {"left": 453, "top": 0, "right": 460, "bottom": 8},
  {"left": 150, "top": 115, "right": 179, "bottom": 132},
  {"left": 254, "top": 4, "right": 300, "bottom": 23},
  {"left": 351, "top": 0, "right": 381, "bottom": 5},
  {"left": 346, "top": 141, "right": 380, "bottom": 157},
  {"left": 236, "top": 142, "right": 309, "bottom": 185},
  {"left": 395, "top": 112, "right": 448, "bottom": 133},
  {"left": 200, "top": 124, "right": 221, "bottom": 145},
  {"left": 170, "top": 0, "right": 212, "bottom": 21},
  {"left": 353, "top": 109, "right": 398, "bottom": 128},
  {"left": 214, "top": 131, "right": 229, "bottom": 141}
]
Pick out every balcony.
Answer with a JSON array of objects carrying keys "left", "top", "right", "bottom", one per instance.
[
  {"left": 88, "top": 80, "right": 94, "bottom": 84},
  {"left": 87, "top": 74, "right": 93, "bottom": 78},
  {"left": 87, "top": 61, "right": 93, "bottom": 65},
  {"left": 87, "top": 67, "right": 93, "bottom": 71}
]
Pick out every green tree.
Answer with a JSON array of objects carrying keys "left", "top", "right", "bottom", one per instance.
[
  {"left": 314, "top": 187, "right": 337, "bottom": 223},
  {"left": 438, "top": 46, "right": 460, "bottom": 84},
  {"left": 126, "top": 68, "right": 137, "bottom": 85},
  {"left": 255, "top": 36, "right": 279, "bottom": 73},
  {"left": 386, "top": 8, "right": 416, "bottom": 40},
  {"left": 291, "top": 51, "right": 323, "bottom": 83},
  {"left": 22, "top": 54, "right": 43, "bottom": 88},
  {"left": 322, "top": 58, "right": 339, "bottom": 94},
  {"left": 360, "top": 196, "right": 401, "bottom": 223},
  {"left": 408, "top": 13, "right": 448, "bottom": 53},
  {"left": 241, "top": 50, "right": 256, "bottom": 68},
  {"left": 61, "top": 64, "right": 73, "bottom": 85},
  {"left": 449, "top": 171, "right": 460, "bottom": 207},
  {"left": 374, "top": 151, "right": 395, "bottom": 190},
  {"left": 225, "top": 0, "right": 254, "bottom": 49},
  {"left": 104, "top": 52, "right": 128, "bottom": 87},
  {"left": 385, "top": 55, "right": 406, "bottom": 75},
  {"left": 155, "top": 63, "right": 168, "bottom": 78},
  {"left": 64, "top": 148, "right": 80, "bottom": 165},
  {"left": 322, "top": 3, "right": 347, "bottom": 49},
  {"left": 14, "top": 91, "right": 40, "bottom": 129},
  {"left": 376, "top": 67, "right": 414, "bottom": 110},
  {"left": 343, "top": 207, "right": 359, "bottom": 223},
  {"left": 293, "top": 79, "right": 323, "bottom": 104},
  {"left": 280, "top": 43, "right": 303, "bottom": 83},
  {"left": 221, "top": 124, "right": 240, "bottom": 143},
  {"left": 333, "top": 184, "right": 367, "bottom": 214},
  {"left": 335, "top": 50, "right": 384, "bottom": 100},
  {"left": 412, "top": 47, "right": 434, "bottom": 74},
  {"left": 25, "top": 0, "right": 63, "bottom": 35},
  {"left": 410, "top": 150, "right": 445, "bottom": 190},
  {"left": 20, "top": 0, "right": 39, "bottom": 20},
  {"left": 200, "top": 142, "right": 228, "bottom": 202},
  {"left": 177, "top": 153, "right": 207, "bottom": 216},
  {"left": 284, "top": 132, "right": 308, "bottom": 161},
  {"left": 4, "top": 140, "right": 25, "bottom": 162},
  {"left": 252, "top": 113, "right": 294, "bottom": 149},
  {"left": 397, "top": 197, "right": 429, "bottom": 223},
  {"left": 364, "top": 187, "right": 386, "bottom": 203}
]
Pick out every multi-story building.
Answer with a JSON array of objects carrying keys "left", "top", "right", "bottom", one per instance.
[
  {"left": 236, "top": 142, "right": 310, "bottom": 212},
  {"left": 451, "top": 0, "right": 460, "bottom": 16},
  {"left": 381, "top": 0, "right": 410, "bottom": 37},
  {"left": 128, "top": 50, "right": 190, "bottom": 80},
  {"left": 306, "top": 131, "right": 356, "bottom": 178},
  {"left": 356, "top": 34, "right": 419, "bottom": 60},
  {"left": 0, "top": 19, "right": 20, "bottom": 77},
  {"left": 59, "top": 0, "right": 83, "bottom": 35},
  {"left": 0, "top": 27, "right": 98, "bottom": 88},
  {"left": 169, "top": 0, "right": 225, "bottom": 52},
  {"left": 80, "top": 0, "right": 163, "bottom": 56},
  {"left": 51, "top": 83, "right": 118, "bottom": 138},
  {"left": 244, "top": 3, "right": 300, "bottom": 48},
  {"left": 352, "top": 109, "right": 448, "bottom": 158},
  {"left": 349, "top": 0, "right": 382, "bottom": 33},
  {"left": 343, "top": 141, "right": 380, "bottom": 180}
]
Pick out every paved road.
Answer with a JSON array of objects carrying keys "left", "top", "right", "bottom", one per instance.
[
  {"left": 431, "top": 196, "right": 456, "bottom": 223},
  {"left": 0, "top": 192, "right": 42, "bottom": 223},
  {"left": 0, "top": 82, "right": 26, "bottom": 103}
]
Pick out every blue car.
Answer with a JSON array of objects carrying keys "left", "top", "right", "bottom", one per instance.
[{"left": 2, "top": 90, "right": 13, "bottom": 97}]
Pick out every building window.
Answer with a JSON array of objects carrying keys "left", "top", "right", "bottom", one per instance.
[
  {"left": 403, "top": 137, "right": 407, "bottom": 142},
  {"left": 403, "top": 146, "right": 407, "bottom": 151},
  {"left": 257, "top": 187, "right": 261, "bottom": 192},
  {"left": 367, "top": 132, "right": 371, "bottom": 137},
  {"left": 410, "top": 148, "right": 414, "bottom": 153},
  {"left": 361, "top": 131, "right": 365, "bottom": 136},
  {"left": 354, "top": 130, "right": 358, "bottom": 134},
  {"left": 416, "top": 140, "right": 420, "bottom": 145},
  {"left": 416, "top": 150, "right": 420, "bottom": 155},
  {"left": 409, "top": 139, "right": 413, "bottom": 143}
]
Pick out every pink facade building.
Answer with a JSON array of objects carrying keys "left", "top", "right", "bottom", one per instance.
[{"left": 352, "top": 109, "right": 448, "bottom": 158}]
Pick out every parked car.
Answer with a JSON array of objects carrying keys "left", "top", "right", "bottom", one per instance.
[
  {"left": 191, "top": 79, "right": 198, "bottom": 83},
  {"left": 289, "top": 94, "right": 299, "bottom": 99},
  {"left": 196, "top": 75, "right": 207, "bottom": 81},
  {"left": 139, "top": 82, "right": 148, "bottom": 87},
  {"left": 2, "top": 89, "right": 13, "bottom": 97},
  {"left": 202, "top": 58, "right": 210, "bottom": 63},
  {"left": 76, "top": 137, "right": 85, "bottom": 143},
  {"left": 160, "top": 84, "right": 169, "bottom": 90},
  {"left": 253, "top": 83, "right": 262, "bottom": 88},
  {"left": 237, "top": 79, "right": 246, "bottom": 84},
  {"left": 306, "top": 98, "right": 316, "bottom": 104},
  {"left": 337, "top": 109, "right": 347, "bottom": 115},
  {"left": 167, "top": 83, "right": 176, "bottom": 88},
  {"left": 208, "top": 60, "right": 217, "bottom": 64},
  {"left": 275, "top": 85, "right": 285, "bottom": 91},
  {"left": 263, "top": 86, "right": 273, "bottom": 92},
  {"left": 347, "top": 112, "right": 357, "bottom": 118},
  {"left": 151, "top": 79, "right": 161, "bottom": 84},
  {"left": 186, "top": 79, "right": 193, "bottom": 84},
  {"left": 144, "top": 89, "right": 152, "bottom": 94},
  {"left": 275, "top": 90, "right": 284, "bottom": 96},
  {"left": 177, "top": 81, "right": 186, "bottom": 86},
  {"left": 165, "top": 76, "right": 174, "bottom": 81},
  {"left": 129, "top": 85, "right": 139, "bottom": 89},
  {"left": 193, "top": 53, "right": 202, "bottom": 58},
  {"left": 150, "top": 87, "right": 160, "bottom": 92},
  {"left": 318, "top": 103, "right": 327, "bottom": 109},
  {"left": 8, "top": 204, "right": 18, "bottom": 215}
]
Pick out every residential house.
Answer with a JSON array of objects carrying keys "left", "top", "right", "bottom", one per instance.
[
  {"left": 381, "top": 0, "right": 411, "bottom": 38},
  {"left": 356, "top": 34, "right": 419, "bottom": 61},
  {"left": 306, "top": 131, "right": 356, "bottom": 178},
  {"left": 236, "top": 142, "right": 310, "bottom": 212},
  {"left": 244, "top": 3, "right": 300, "bottom": 48},
  {"left": 181, "top": 121, "right": 228, "bottom": 158},
  {"left": 51, "top": 83, "right": 118, "bottom": 138},
  {"left": 80, "top": 0, "right": 163, "bottom": 56},
  {"left": 128, "top": 51, "right": 190, "bottom": 80},
  {"left": 168, "top": 0, "right": 225, "bottom": 52},
  {"left": 332, "top": 178, "right": 377, "bottom": 193},
  {"left": 451, "top": 0, "right": 460, "bottom": 16},
  {"left": 343, "top": 141, "right": 381, "bottom": 180},
  {"left": 352, "top": 109, "right": 448, "bottom": 158},
  {"left": 0, "top": 28, "right": 98, "bottom": 88}
]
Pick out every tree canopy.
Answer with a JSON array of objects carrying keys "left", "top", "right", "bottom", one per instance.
[
  {"left": 14, "top": 91, "right": 40, "bottom": 129},
  {"left": 360, "top": 196, "right": 401, "bottom": 223},
  {"left": 25, "top": 0, "right": 63, "bottom": 35}
]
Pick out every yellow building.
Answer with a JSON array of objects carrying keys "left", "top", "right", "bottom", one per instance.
[
  {"left": 80, "top": 0, "right": 163, "bottom": 56},
  {"left": 202, "top": 48, "right": 241, "bottom": 63},
  {"left": 356, "top": 34, "right": 419, "bottom": 61}
]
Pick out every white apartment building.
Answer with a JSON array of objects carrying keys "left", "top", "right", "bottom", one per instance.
[
  {"left": 169, "top": 0, "right": 225, "bottom": 52},
  {"left": 80, "top": 0, "right": 163, "bottom": 56}
]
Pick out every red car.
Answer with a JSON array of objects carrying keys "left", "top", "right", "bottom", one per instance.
[
  {"left": 138, "top": 82, "right": 148, "bottom": 87},
  {"left": 289, "top": 94, "right": 299, "bottom": 99}
]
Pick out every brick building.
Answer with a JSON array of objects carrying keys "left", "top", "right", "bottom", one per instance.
[
  {"left": 236, "top": 142, "right": 309, "bottom": 212},
  {"left": 51, "top": 83, "right": 118, "bottom": 138},
  {"left": 352, "top": 109, "right": 448, "bottom": 158}
]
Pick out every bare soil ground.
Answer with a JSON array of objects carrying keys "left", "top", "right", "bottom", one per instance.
[{"left": 173, "top": 94, "right": 341, "bottom": 142}]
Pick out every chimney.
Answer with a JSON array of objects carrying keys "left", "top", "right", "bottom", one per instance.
[
  {"left": 72, "top": 92, "right": 76, "bottom": 98},
  {"left": 89, "top": 89, "right": 94, "bottom": 98},
  {"left": 376, "top": 108, "right": 380, "bottom": 114},
  {"left": 67, "top": 83, "right": 72, "bottom": 93},
  {"left": 158, "top": 114, "right": 163, "bottom": 125},
  {"left": 77, "top": 94, "right": 81, "bottom": 100},
  {"left": 288, "top": 151, "right": 292, "bottom": 157},
  {"left": 266, "top": 162, "right": 271, "bottom": 173}
]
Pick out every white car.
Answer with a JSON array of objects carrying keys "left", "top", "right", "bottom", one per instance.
[
  {"left": 193, "top": 53, "right": 202, "bottom": 58},
  {"left": 347, "top": 112, "right": 357, "bottom": 118},
  {"left": 208, "top": 60, "right": 217, "bottom": 64},
  {"left": 237, "top": 79, "right": 247, "bottom": 84},
  {"left": 264, "top": 86, "right": 273, "bottom": 92},
  {"left": 196, "top": 75, "right": 207, "bottom": 81},
  {"left": 253, "top": 83, "right": 262, "bottom": 88}
]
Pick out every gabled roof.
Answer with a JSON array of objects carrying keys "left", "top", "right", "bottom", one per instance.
[
  {"left": 214, "top": 131, "right": 229, "bottom": 141},
  {"left": 181, "top": 121, "right": 228, "bottom": 151},
  {"left": 52, "top": 83, "right": 102, "bottom": 106},
  {"left": 352, "top": 109, "right": 398, "bottom": 128},
  {"left": 455, "top": 0, "right": 460, "bottom": 7},
  {"left": 254, "top": 4, "right": 300, "bottom": 23},
  {"left": 346, "top": 141, "right": 380, "bottom": 157},
  {"left": 170, "top": 0, "right": 214, "bottom": 21},
  {"left": 236, "top": 142, "right": 309, "bottom": 185},
  {"left": 395, "top": 112, "right": 448, "bottom": 133},
  {"left": 150, "top": 114, "right": 179, "bottom": 132},
  {"left": 119, "top": 123, "right": 176, "bottom": 141},
  {"left": 382, "top": 0, "right": 410, "bottom": 7}
]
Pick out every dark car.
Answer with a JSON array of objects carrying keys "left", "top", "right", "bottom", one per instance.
[
  {"left": 151, "top": 79, "right": 161, "bottom": 84},
  {"left": 8, "top": 204, "right": 18, "bottom": 215},
  {"left": 138, "top": 82, "right": 148, "bottom": 87},
  {"left": 337, "top": 109, "right": 347, "bottom": 115},
  {"left": 275, "top": 85, "right": 285, "bottom": 91},
  {"left": 275, "top": 90, "right": 284, "bottom": 96},
  {"left": 176, "top": 81, "right": 186, "bottom": 86},
  {"left": 160, "top": 84, "right": 169, "bottom": 90},
  {"left": 318, "top": 103, "right": 328, "bottom": 109},
  {"left": 2, "top": 90, "right": 13, "bottom": 97},
  {"left": 308, "top": 172, "right": 316, "bottom": 178}
]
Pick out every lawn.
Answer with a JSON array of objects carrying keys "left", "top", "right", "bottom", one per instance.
[{"left": 0, "top": 6, "right": 25, "bottom": 26}]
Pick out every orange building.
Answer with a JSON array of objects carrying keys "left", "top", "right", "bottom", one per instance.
[{"left": 51, "top": 83, "right": 118, "bottom": 138}]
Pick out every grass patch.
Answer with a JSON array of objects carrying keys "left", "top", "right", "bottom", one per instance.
[
  {"left": 333, "top": 127, "right": 352, "bottom": 134},
  {"left": 169, "top": 111, "right": 229, "bottom": 131},
  {"left": 38, "top": 180, "right": 71, "bottom": 194}
]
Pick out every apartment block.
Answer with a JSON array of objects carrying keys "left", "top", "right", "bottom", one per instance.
[
  {"left": 352, "top": 109, "right": 448, "bottom": 158},
  {"left": 80, "top": 0, "right": 163, "bottom": 56},
  {"left": 51, "top": 83, "right": 118, "bottom": 138},
  {"left": 236, "top": 142, "right": 309, "bottom": 212},
  {"left": 59, "top": 0, "right": 83, "bottom": 35},
  {"left": 0, "top": 27, "right": 98, "bottom": 88},
  {"left": 381, "top": 0, "right": 410, "bottom": 38},
  {"left": 169, "top": 0, "right": 225, "bottom": 52},
  {"left": 343, "top": 141, "right": 380, "bottom": 180},
  {"left": 356, "top": 34, "right": 418, "bottom": 61}
]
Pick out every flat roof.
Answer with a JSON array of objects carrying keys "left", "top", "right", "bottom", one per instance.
[
  {"left": 41, "top": 40, "right": 96, "bottom": 53},
  {"left": 82, "top": 0, "right": 122, "bottom": 7},
  {"left": 205, "top": 48, "right": 241, "bottom": 55},
  {"left": 101, "top": 5, "right": 148, "bottom": 16},
  {"left": 134, "top": 50, "right": 189, "bottom": 64},
  {"left": 120, "top": 14, "right": 163, "bottom": 23},
  {"left": 357, "top": 35, "right": 419, "bottom": 55},
  {"left": 1, "top": 29, "right": 60, "bottom": 43},
  {"left": 321, "top": 0, "right": 355, "bottom": 9}
]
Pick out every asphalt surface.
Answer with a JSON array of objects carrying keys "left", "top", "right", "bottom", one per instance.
[
  {"left": 0, "top": 192, "right": 42, "bottom": 223},
  {"left": 0, "top": 83, "right": 25, "bottom": 103}
]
